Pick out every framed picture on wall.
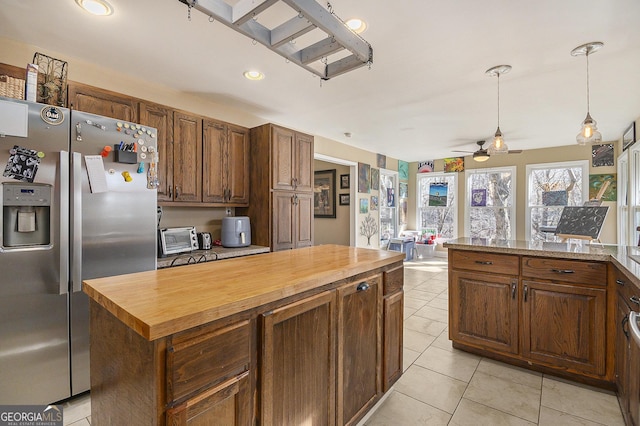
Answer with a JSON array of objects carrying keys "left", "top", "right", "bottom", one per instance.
[
  {"left": 339, "top": 194, "right": 350, "bottom": 205},
  {"left": 623, "top": 122, "right": 636, "bottom": 151},
  {"left": 313, "top": 169, "right": 336, "bottom": 218},
  {"left": 340, "top": 174, "right": 350, "bottom": 189}
]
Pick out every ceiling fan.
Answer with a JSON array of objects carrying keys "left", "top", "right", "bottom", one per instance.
[{"left": 453, "top": 140, "right": 522, "bottom": 162}]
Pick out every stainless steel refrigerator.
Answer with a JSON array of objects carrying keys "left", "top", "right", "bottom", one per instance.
[{"left": 0, "top": 97, "right": 157, "bottom": 404}]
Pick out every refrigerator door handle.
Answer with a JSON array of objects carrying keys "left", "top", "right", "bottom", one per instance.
[
  {"left": 72, "top": 152, "right": 83, "bottom": 293},
  {"left": 59, "top": 151, "right": 70, "bottom": 295}
]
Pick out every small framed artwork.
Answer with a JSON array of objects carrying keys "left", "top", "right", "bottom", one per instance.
[
  {"left": 399, "top": 182, "right": 408, "bottom": 198},
  {"left": 398, "top": 160, "right": 409, "bottom": 180},
  {"left": 377, "top": 153, "right": 386, "bottom": 169},
  {"left": 359, "top": 198, "right": 369, "bottom": 213},
  {"left": 370, "top": 195, "right": 378, "bottom": 211},
  {"left": 623, "top": 122, "right": 636, "bottom": 151},
  {"left": 591, "top": 144, "right": 614, "bottom": 167},
  {"left": 313, "top": 169, "right": 336, "bottom": 218},
  {"left": 471, "top": 189, "right": 486, "bottom": 207},
  {"left": 358, "top": 162, "right": 371, "bottom": 193},
  {"left": 371, "top": 168, "right": 379, "bottom": 190},
  {"left": 339, "top": 194, "right": 350, "bottom": 205},
  {"left": 340, "top": 174, "right": 350, "bottom": 189}
]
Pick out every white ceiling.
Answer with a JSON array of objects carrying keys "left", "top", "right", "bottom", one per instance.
[{"left": 1, "top": 0, "right": 640, "bottom": 161}]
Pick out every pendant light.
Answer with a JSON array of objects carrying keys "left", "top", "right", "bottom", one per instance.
[
  {"left": 571, "top": 42, "right": 603, "bottom": 145},
  {"left": 485, "top": 65, "right": 512, "bottom": 155}
]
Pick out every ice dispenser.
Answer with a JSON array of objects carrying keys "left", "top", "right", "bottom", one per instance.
[{"left": 2, "top": 183, "right": 51, "bottom": 247}]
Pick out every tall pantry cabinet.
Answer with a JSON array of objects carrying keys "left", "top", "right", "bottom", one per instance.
[{"left": 239, "top": 124, "right": 314, "bottom": 251}]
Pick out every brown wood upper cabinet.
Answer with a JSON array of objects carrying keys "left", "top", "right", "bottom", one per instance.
[
  {"left": 68, "top": 82, "right": 138, "bottom": 122},
  {"left": 203, "top": 119, "right": 249, "bottom": 205},
  {"left": 138, "top": 102, "right": 173, "bottom": 202},
  {"left": 271, "top": 125, "right": 313, "bottom": 192},
  {"left": 172, "top": 111, "right": 203, "bottom": 202}
]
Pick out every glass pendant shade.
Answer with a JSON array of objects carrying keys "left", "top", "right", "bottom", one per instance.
[
  {"left": 576, "top": 112, "right": 602, "bottom": 145},
  {"left": 488, "top": 127, "right": 508, "bottom": 154}
]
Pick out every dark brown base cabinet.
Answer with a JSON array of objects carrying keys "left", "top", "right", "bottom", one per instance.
[
  {"left": 614, "top": 266, "right": 640, "bottom": 426},
  {"left": 449, "top": 249, "right": 611, "bottom": 387}
]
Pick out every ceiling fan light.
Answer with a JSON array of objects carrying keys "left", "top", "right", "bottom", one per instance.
[{"left": 473, "top": 151, "right": 490, "bottom": 162}]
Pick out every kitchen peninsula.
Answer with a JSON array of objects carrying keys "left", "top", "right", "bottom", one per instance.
[
  {"left": 83, "top": 245, "right": 405, "bottom": 425},
  {"left": 444, "top": 238, "right": 640, "bottom": 397}
]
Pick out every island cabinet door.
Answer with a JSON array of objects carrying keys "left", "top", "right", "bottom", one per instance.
[
  {"left": 449, "top": 271, "right": 519, "bottom": 354},
  {"left": 521, "top": 280, "right": 606, "bottom": 377},
  {"left": 337, "top": 274, "right": 382, "bottom": 426},
  {"left": 260, "top": 291, "right": 337, "bottom": 426},
  {"left": 166, "top": 371, "right": 251, "bottom": 426}
]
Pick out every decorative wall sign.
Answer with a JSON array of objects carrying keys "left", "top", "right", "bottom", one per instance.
[
  {"left": 398, "top": 160, "right": 409, "bottom": 180},
  {"left": 377, "top": 154, "right": 386, "bottom": 169},
  {"left": 591, "top": 144, "right": 614, "bottom": 167},
  {"left": 399, "top": 182, "right": 408, "bottom": 198},
  {"left": 371, "top": 168, "right": 379, "bottom": 190},
  {"left": 623, "top": 122, "right": 636, "bottom": 151},
  {"left": 444, "top": 157, "right": 464, "bottom": 172},
  {"left": 471, "top": 189, "right": 487, "bottom": 207},
  {"left": 359, "top": 198, "right": 369, "bottom": 213},
  {"left": 418, "top": 161, "right": 434, "bottom": 173},
  {"left": 313, "top": 169, "right": 336, "bottom": 218},
  {"left": 428, "top": 182, "right": 448, "bottom": 206},
  {"left": 3, "top": 145, "right": 42, "bottom": 182},
  {"left": 358, "top": 162, "right": 370, "bottom": 193},
  {"left": 542, "top": 190, "right": 568, "bottom": 206},
  {"left": 340, "top": 173, "right": 350, "bottom": 189},
  {"left": 370, "top": 195, "right": 378, "bottom": 211},
  {"left": 589, "top": 174, "right": 617, "bottom": 201}
]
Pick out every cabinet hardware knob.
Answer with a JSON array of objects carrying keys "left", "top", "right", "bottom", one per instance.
[
  {"left": 551, "top": 269, "right": 574, "bottom": 274},
  {"left": 475, "top": 261, "right": 493, "bottom": 265},
  {"left": 630, "top": 296, "right": 640, "bottom": 306},
  {"left": 175, "top": 186, "right": 179, "bottom": 198},
  {"left": 616, "top": 279, "right": 626, "bottom": 286},
  {"left": 357, "top": 282, "right": 370, "bottom": 292},
  {"left": 511, "top": 282, "right": 516, "bottom": 300},
  {"left": 169, "top": 186, "right": 173, "bottom": 198},
  {"left": 523, "top": 284, "right": 528, "bottom": 302}
]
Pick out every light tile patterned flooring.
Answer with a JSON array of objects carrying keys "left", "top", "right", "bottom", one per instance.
[
  {"left": 360, "top": 257, "right": 625, "bottom": 426},
  {"left": 62, "top": 257, "right": 625, "bottom": 425}
]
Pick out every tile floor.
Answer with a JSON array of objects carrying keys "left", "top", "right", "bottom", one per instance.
[
  {"left": 62, "top": 256, "right": 626, "bottom": 426},
  {"left": 359, "top": 257, "right": 625, "bottom": 426}
]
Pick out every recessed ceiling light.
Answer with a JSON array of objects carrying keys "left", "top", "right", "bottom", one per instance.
[
  {"left": 75, "top": 0, "right": 113, "bottom": 16},
  {"left": 345, "top": 18, "right": 367, "bottom": 34},
  {"left": 243, "top": 70, "right": 265, "bottom": 81}
]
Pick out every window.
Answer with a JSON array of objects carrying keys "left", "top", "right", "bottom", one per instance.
[
  {"left": 465, "top": 166, "right": 516, "bottom": 240},
  {"left": 618, "top": 150, "right": 629, "bottom": 245},
  {"left": 417, "top": 172, "right": 457, "bottom": 240},
  {"left": 630, "top": 144, "right": 640, "bottom": 245},
  {"left": 526, "top": 160, "right": 589, "bottom": 241},
  {"left": 379, "top": 170, "right": 398, "bottom": 248}
]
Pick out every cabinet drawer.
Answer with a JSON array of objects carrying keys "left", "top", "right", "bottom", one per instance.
[
  {"left": 613, "top": 266, "right": 640, "bottom": 308},
  {"left": 167, "top": 320, "right": 251, "bottom": 403},
  {"left": 522, "top": 257, "right": 606, "bottom": 286},
  {"left": 450, "top": 250, "right": 519, "bottom": 275},
  {"left": 383, "top": 265, "right": 403, "bottom": 295}
]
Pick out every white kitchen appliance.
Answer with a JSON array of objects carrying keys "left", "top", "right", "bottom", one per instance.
[{"left": 221, "top": 216, "right": 251, "bottom": 248}]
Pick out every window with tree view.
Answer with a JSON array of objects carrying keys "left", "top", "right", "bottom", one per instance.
[
  {"left": 466, "top": 167, "right": 516, "bottom": 240},
  {"left": 417, "top": 172, "right": 457, "bottom": 240},
  {"left": 526, "top": 160, "right": 588, "bottom": 241}
]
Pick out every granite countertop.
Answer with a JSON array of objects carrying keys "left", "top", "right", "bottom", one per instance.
[
  {"left": 84, "top": 245, "right": 404, "bottom": 341},
  {"left": 157, "top": 244, "right": 270, "bottom": 268},
  {"left": 443, "top": 237, "right": 640, "bottom": 286}
]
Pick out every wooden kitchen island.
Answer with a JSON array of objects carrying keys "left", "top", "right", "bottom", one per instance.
[{"left": 83, "top": 245, "right": 405, "bottom": 426}]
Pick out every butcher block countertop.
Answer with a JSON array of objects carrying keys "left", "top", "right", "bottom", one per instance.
[{"left": 83, "top": 245, "right": 404, "bottom": 341}]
